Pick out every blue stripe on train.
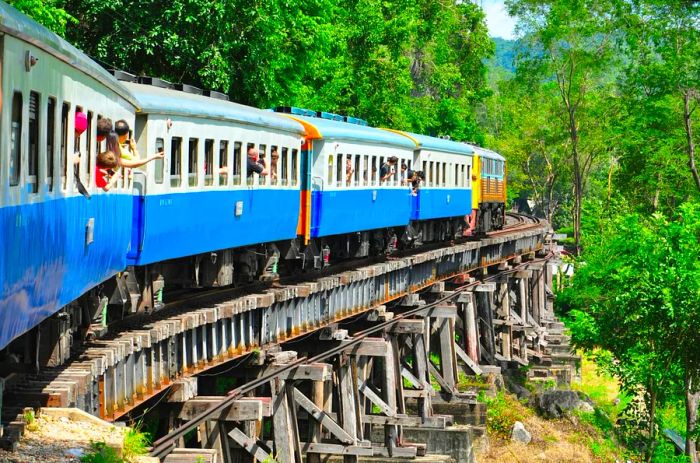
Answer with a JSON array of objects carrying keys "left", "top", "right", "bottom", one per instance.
[
  {"left": 411, "top": 188, "right": 472, "bottom": 221},
  {"left": 0, "top": 193, "right": 133, "bottom": 350},
  {"left": 311, "top": 188, "right": 412, "bottom": 238},
  {"left": 129, "top": 188, "right": 301, "bottom": 266}
]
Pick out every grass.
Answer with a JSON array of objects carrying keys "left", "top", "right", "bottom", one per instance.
[
  {"left": 80, "top": 422, "right": 151, "bottom": 463},
  {"left": 23, "top": 409, "right": 39, "bottom": 432}
]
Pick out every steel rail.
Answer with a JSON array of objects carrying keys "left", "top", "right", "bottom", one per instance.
[{"left": 150, "top": 248, "right": 554, "bottom": 458}]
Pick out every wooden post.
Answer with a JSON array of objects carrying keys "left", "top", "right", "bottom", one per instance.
[
  {"left": 382, "top": 338, "right": 398, "bottom": 455},
  {"left": 499, "top": 279, "right": 512, "bottom": 361},
  {"left": 518, "top": 275, "right": 528, "bottom": 323},
  {"left": 438, "top": 318, "right": 458, "bottom": 390},
  {"left": 463, "top": 293, "right": 479, "bottom": 363},
  {"left": 307, "top": 380, "right": 324, "bottom": 463},
  {"left": 475, "top": 287, "right": 496, "bottom": 364},
  {"left": 412, "top": 331, "right": 432, "bottom": 419},
  {"left": 337, "top": 355, "right": 359, "bottom": 463},
  {"left": 270, "top": 377, "right": 296, "bottom": 463}
]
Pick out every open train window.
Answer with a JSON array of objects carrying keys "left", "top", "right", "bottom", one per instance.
[
  {"left": 336, "top": 154, "right": 343, "bottom": 187},
  {"left": 327, "top": 154, "right": 334, "bottom": 185},
  {"left": 363, "top": 155, "right": 369, "bottom": 186},
  {"left": 247, "top": 143, "right": 256, "bottom": 185},
  {"left": 46, "top": 98, "right": 56, "bottom": 191},
  {"left": 233, "top": 142, "right": 241, "bottom": 185},
  {"left": 353, "top": 155, "right": 360, "bottom": 186},
  {"left": 219, "top": 141, "right": 229, "bottom": 186},
  {"left": 170, "top": 137, "right": 182, "bottom": 187},
  {"left": 291, "top": 149, "right": 298, "bottom": 186},
  {"left": 86, "top": 111, "right": 93, "bottom": 186},
  {"left": 371, "top": 157, "right": 377, "bottom": 186},
  {"left": 204, "top": 139, "right": 214, "bottom": 186},
  {"left": 154, "top": 138, "right": 164, "bottom": 184},
  {"left": 281, "top": 147, "right": 288, "bottom": 186},
  {"left": 10, "top": 92, "right": 22, "bottom": 187},
  {"left": 188, "top": 138, "right": 198, "bottom": 187},
  {"left": 269, "top": 145, "right": 278, "bottom": 185},
  {"left": 60, "top": 103, "right": 69, "bottom": 190},
  {"left": 28, "top": 92, "right": 39, "bottom": 193}
]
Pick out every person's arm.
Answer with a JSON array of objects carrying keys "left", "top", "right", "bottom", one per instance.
[
  {"left": 120, "top": 150, "right": 165, "bottom": 168},
  {"left": 102, "top": 170, "right": 122, "bottom": 192}
]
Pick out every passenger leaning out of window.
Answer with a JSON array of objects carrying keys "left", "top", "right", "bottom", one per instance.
[
  {"left": 113, "top": 119, "right": 164, "bottom": 168},
  {"left": 346, "top": 158, "right": 354, "bottom": 185},
  {"left": 247, "top": 147, "right": 268, "bottom": 177},
  {"left": 270, "top": 148, "right": 279, "bottom": 183},
  {"left": 73, "top": 111, "right": 91, "bottom": 199},
  {"left": 96, "top": 117, "right": 112, "bottom": 143},
  {"left": 380, "top": 156, "right": 398, "bottom": 182},
  {"left": 95, "top": 151, "right": 122, "bottom": 192}
]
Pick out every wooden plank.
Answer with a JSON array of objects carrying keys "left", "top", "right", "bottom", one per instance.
[
  {"left": 338, "top": 358, "right": 359, "bottom": 463},
  {"left": 362, "top": 414, "right": 447, "bottom": 428},
  {"left": 358, "top": 382, "right": 394, "bottom": 417},
  {"left": 307, "top": 381, "right": 324, "bottom": 463},
  {"left": 178, "top": 397, "right": 263, "bottom": 421},
  {"left": 302, "top": 443, "right": 374, "bottom": 456},
  {"left": 228, "top": 427, "right": 272, "bottom": 462},
  {"left": 271, "top": 363, "right": 332, "bottom": 381},
  {"left": 270, "top": 378, "right": 295, "bottom": 463},
  {"left": 372, "top": 445, "right": 418, "bottom": 458},
  {"left": 292, "top": 387, "right": 354, "bottom": 444},
  {"left": 414, "top": 305, "right": 457, "bottom": 319},
  {"left": 412, "top": 332, "right": 432, "bottom": 418},
  {"left": 387, "top": 320, "right": 425, "bottom": 334},
  {"left": 454, "top": 343, "right": 483, "bottom": 375},
  {"left": 428, "top": 362, "right": 454, "bottom": 394},
  {"left": 400, "top": 365, "right": 422, "bottom": 389}
]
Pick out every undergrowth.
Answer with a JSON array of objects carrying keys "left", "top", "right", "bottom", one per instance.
[{"left": 80, "top": 422, "right": 151, "bottom": 463}]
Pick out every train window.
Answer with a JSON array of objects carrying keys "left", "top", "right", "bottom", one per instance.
[
  {"left": 371, "top": 157, "right": 378, "bottom": 186},
  {"left": 246, "top": 143, "right": 256, "bottom": 185},
  {"left": 363, "top": 155, "right": 369, "bottom": 186},
  {"left": 336, "top": 153, "right": 343, "bottom": 187},
  {"left": 86, "top": 111, "right": 93, "bottom": 186},
  {"left": 442, "top": 163, "right": 447, "bottom": 187},
  {"left": 219, "top": 141, "right": 229, "bottom": 186},
  {"left": 466, "top": 165, "right": 471, "bottom": 187},
  {"left": 422, "top": 161, "right": 427, "bottom": 186},
  {"left": 434, "top": 162, "right": 440, "bottom": 187},
  {"left": 327, "top": 154, "right": 334, "bottom": 185},
  {"left": 233, "top": 142, "right": 242, "bottom": 185},
  {"left": 269, "top": 145, "right": 278, "bottom": 185},
  {"left": 154, "top": 138, "right": 164, "bottom": 184},
  {"left": 170, "top": 137, "right": 182, "bottom": 187},
  {"left": 353, "top": 155, "right": 360, "bottom": 186},
  {"left": 188, "top": 138, "right": 198, "bottom": 187},
  {"left": 204, "top": 139, "right": 214, "bottom": 186},
  {"left": 28, "top": 92, "right": 39, "bottom": 193},
  {"left": 454, "top": 164, "right": 459, "bottom": 188},
  {"left": 291, "top": 149, "right": 298, "bottom": 186},
  {"left": 60, "top": 103, "right": 69, "bottom": 190},
  {"left": 281, "top": 147, "right": 288, "bottom": 186},
  {"left": 258, "top": 144, "right": 267, "bottom": 186},
  {"left": 10, "top": 92, "right": 22, "bottom": 187},
  {"left": 46, "top": 98, "right": 56, "bottom": 191}
]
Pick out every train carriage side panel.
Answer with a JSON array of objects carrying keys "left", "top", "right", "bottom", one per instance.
[
  {"left": 0, "top": 3, "right": 138, "bottom": 349},
  {"left": 286, "top": 115, "right": 416, "bottom": 238},
  {"left": 123, "top": 83, "right": 305, "bottom": 266}
]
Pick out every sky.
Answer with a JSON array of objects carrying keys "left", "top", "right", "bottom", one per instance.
[{"left": 482, "top": 0, "right": 517, "bottom": 40}]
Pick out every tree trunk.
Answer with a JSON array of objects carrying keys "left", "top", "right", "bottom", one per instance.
[
  {"left": 686, "top": 371, "right": 700, "bottom": 463},
  {"left": 568, "top": 107, "right": 583, "bottom": 256},
  {"left": 683, "top": 90, "right": 700, "bottom": 193},
  {"left": 646, "top": 389, "right": 657, "bottom": 463}
]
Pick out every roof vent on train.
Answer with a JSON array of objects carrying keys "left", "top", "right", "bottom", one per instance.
[
  {"left": 273, "top": 106, "right": 368, "bottom": 125},
  {"left": 204, "top": 90, "right": 230, "bottom": 101},
  {"left": 109, "top": 70, "right": 138, "bottom": 83},
  {"left": 139, "top": 76, "right": 173, "bottom": 89},
  {"left": 173, "top": 83, "right": 203, "bottom": 95}
]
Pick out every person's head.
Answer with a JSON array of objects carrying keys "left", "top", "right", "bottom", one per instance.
[
  {"left": 105, "top": 131, "right": 120, "bottom": 156},
  {"left": 74, "top": 111, "right": 88, "bottom": 137},
  {"left": 388, "top": 156, "right": 398, "bottom": 165},
  {"left": 97, "top": 117, "right": 112, "bottom": 142},
  {"left": 401, "top": 163, "right": 407, "bottom": 172},
  {"left": 271, "top": 149, "right": 279, "bottom": 163},
  {"left": 114, "top": 119, "right": 130, "bottom": 141},
  {"left": 97, "top": 151, "right": 119, "bottom": 169},
  {"left": 247, "top": 147, "right": 259, "bottom": 161},
  {"left": 417, "top": 171, "right": 425, "bottom": 180}
]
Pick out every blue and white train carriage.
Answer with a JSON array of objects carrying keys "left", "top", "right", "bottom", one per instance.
[
  {"left": 116, "top": 81, "right": 306, "bottom": 301},
  {"left": 0, "top": 2, "right": 137, "bottom": 352}
]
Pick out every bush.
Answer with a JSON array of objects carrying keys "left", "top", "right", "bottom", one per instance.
[
  {"left": 482, "top": 391, "right": 530, "bottom": 438},
  {"left": 80, "top": 442, "right": 121, "bottom": 463}
]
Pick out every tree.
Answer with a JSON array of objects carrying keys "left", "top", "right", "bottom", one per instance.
[
  {"left": 506, "top": 0, "right": 617, "bottom": 254},
  {"left": 7, "top": 0, "right": 75, "bottom": 35},
  {"left": 563, "top": 203, "right": 700, "bottom": 462}
]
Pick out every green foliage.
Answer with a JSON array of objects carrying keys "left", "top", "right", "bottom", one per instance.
[
  {"left": 80, "top": 442, "right": 121, "bottom": 463},
  {"left": 482, "top": 391, "right": 530, "bottom": 438},
  {"left": 7, "top": 0, "right": 76, "bottom": 35},
  {"left": 122, "top": 425, "right": 151, "bottom": 462}
]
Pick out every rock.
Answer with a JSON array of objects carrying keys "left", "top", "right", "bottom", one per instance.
[
  {"left": 509, "top": 383, "right": 532, "bottom": 400},
  {"left": 535, "top": 390, "right": 595, "bottom": 419},
  {"left": 511, "top": 421, "right": 532, "bottom": 444}
]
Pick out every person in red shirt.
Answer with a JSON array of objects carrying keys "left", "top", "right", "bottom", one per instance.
[{"left": 95, "top": 151, "right": 121, "bottom": 191}]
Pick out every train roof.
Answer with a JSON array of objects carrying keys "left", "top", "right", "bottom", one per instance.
[
  {"left": 468, "top": 144, "right": 506, "bottom": 161},
  {"left": 385, "top": 130, "right": 475, "bottom": 156},
  {"left": 124, "top": 83, "right": 305, "bottom": 134},
  {"left": 287, "top": 115, "right": 417, "bottom": 149},
  {"left": 0, "top": 2, "right": 138, "bottom": 108}
]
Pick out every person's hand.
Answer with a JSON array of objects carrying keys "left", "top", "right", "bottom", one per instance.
[
  {"left": 128, "top": 138, "right": 136, "bottom": 150},
  {"left": 155, "top": 150, "right": 165, "bottom": 158}
]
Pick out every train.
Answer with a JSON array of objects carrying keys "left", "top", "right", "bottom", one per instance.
[{"left": 0, "top": 1, "right": 506, "bottom": 365}]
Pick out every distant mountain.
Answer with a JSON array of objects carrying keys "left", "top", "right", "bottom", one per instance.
[{"left": 489, "top": 37, "right": 518, "bottom": 74}]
